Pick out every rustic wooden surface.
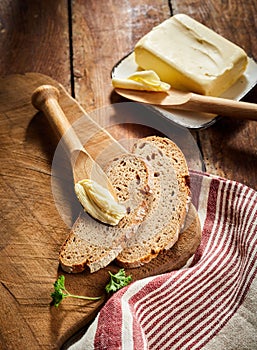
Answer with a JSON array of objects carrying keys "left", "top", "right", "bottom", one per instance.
[
  {"left": 0, "top": 0, "right": 256, "bottom": 349},
  {"left": 0, "top": 71, "right": 202, "bottom": 349}
]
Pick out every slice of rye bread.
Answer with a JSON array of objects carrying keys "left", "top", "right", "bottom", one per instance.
[
  {"left": 59, "top": 154, "right": 153, "bottom": 273},
  {"left": 123, "top": 202, "right": 201, "bottom": 279},
  {"left": 116, "top": 136, "right": 191, "bottom": 268}
]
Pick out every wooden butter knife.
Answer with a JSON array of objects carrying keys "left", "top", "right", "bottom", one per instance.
[{"left": 115, "top": 88, "right": 257, "bottom": 120}]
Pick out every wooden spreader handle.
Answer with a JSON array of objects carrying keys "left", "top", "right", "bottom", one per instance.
[
  {"left": 32, "top": 84, "right": 118, "bottom": 195},
  {"left": 184, "top": 93, "right": 257, "bottom": 120},
  {"left": 32, "top": 85, "right": 83, "bottom": 155}
]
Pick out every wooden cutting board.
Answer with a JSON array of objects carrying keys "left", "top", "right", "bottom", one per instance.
[{"left": 0, "top": 73, "right": 202, "bottom": 349}]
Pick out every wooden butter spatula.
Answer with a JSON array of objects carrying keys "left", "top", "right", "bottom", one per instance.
[
  {"left": 115, "top": 88, "right": 257, "bottom": 120},
  {"left": 32, "top": 85, "right": 117, "bottom": 197}
]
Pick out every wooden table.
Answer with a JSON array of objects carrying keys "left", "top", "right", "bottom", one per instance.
[{"left": 0, "top": 1, "right": 256, "bottom": 349}]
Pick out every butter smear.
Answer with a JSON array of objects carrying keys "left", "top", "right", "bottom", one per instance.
[
  {"left": 134, "top": 14, "right": 248, "bottom": 96},
  {"left": 75, "top": 179, "right": 127, "bottom": 226},
  {"left": 112, "top": 70, "right": 170, "bottom": 91}
]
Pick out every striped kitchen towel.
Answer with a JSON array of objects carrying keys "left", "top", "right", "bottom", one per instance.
[{"left": 69, "top": 171, "right": 257, "bottom": 350}]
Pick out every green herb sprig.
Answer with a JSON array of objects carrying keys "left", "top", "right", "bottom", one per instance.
[
  {"left": 105, "top": 268, "right": 132, "bottom": 293},
  {"left": 51, "top": 275, "right": 101, "bottom": 307},
  {"left": 51, "top": 269, "right": 132, "bottom": 307}
]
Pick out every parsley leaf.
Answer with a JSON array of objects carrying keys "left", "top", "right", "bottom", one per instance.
[
  {"left": 51, "top": 275, "right": 101, "bottom": 307},
  {"left": 105, "top": 269, "right": 132, "bottom": 293}
]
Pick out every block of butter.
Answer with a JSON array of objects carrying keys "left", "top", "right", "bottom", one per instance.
[{"left": 134, "top": 14, "right": 248, "bottom": 96}]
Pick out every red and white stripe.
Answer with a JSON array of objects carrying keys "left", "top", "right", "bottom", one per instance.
[{"left": 70, "top": 172, "right": 257, "bottom": 350}]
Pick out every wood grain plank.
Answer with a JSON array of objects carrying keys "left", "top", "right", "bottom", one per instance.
[
  {"left": 0, "top": 0, "right": 71, "bottom": 90},
  {"left": 0, "top": 2, "right": 73, "bottom": 346},
  {"left": 71, "top": 0, "right": 171, "bottom": 112},
  {"left": 0, "top": 1, "right": 75, "bottom": 343}
]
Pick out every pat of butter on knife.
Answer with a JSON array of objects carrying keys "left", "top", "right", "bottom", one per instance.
[
  {"left": 112, "top": 70, "right": 170, "bottom": 92},
  {"left": 75, "top": 179, "right": 126, "bottom": 226},
  {"left": 134, "top": 14, "right": 248, "bottom": 96}
]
